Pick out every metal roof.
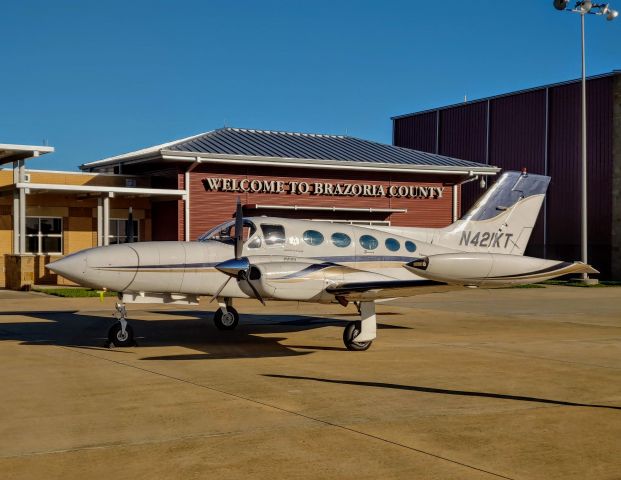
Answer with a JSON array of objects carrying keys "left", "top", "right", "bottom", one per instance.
[
  {"left": 0, "top": 144, "right": 55, "bottom": 165},
  {"left": 82, "top": 127, "right": 496, "bottom": 173},
  {"left": 391, "top": 70, "right": 621, "bottom": 120}
]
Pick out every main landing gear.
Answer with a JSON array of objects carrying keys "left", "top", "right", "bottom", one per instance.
[
  {"left": 343, "top": 301, "right": 377, "bottom": 351},
  {"left": 108, "top": 301, "right": 135, "bottom": 347},
  {"left": 213, "top": 298, "right": 239, "bottom": 330}
]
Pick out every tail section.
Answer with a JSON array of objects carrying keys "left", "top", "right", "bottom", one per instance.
[{"left": 436, "top": 171, "right": 550, "bottom": 255}]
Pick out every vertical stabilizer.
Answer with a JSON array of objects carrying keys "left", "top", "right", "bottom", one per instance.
[{"left": 436, "top": 171, "right": 550, "bottom": 255}]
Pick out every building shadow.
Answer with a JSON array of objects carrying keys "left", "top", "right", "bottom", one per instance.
[
  {"left": 263, "top": 374, "right": 621, "bottom": 411},
  {"left": 0, "top": 310, "right": 407, "bottom": 360}
]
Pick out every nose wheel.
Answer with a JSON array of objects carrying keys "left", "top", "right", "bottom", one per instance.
[
  {"left": 108, "top": 322, "right": 135, "bottom": 347},
  {"left": 214, "top": 305, "right": 239, "bottom": 330},
  {"left": 107, "top": 301, "right": 136, "bottom": 347}
]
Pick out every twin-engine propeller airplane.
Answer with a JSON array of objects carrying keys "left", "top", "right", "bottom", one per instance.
[{"left": 48, "top": 171, "right": 596, "bottom": 351}]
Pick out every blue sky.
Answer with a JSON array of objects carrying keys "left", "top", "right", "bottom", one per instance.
[{"left": 1, "top": 0, "right": 619, "bottom": 171}]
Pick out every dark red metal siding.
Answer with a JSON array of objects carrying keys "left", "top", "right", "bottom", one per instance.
[
  {"left": 439, "top": 102, "right": 488, "bottom": 221},
  {"left": 188, "top": 164, "right": 456, "bottom": 240},
  {"left": 489, "top": 91, "right": 547, "bottom": 173},
  {"left": 547, "top": 77, "right": 613, "bottom": 275},
  {"left": 393, "top": 76, "right": 615, "bottom": 276},
  {"left": 393, "top": 111, "right": 437, "bottom": 153},
  {"left": 488, "top": 90, "right": 548, "bottom": 254},
  {"left": 439, "top": 102, "right": 487, "bottom": 162}
]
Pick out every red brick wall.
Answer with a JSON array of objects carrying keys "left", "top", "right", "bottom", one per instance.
[{"left": 187, "top": 164, "right": 457, "bottom": 241}]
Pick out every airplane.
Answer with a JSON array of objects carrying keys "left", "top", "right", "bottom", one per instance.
[{"left": 47, "top": 170, "right": 597, "bottom": 351}]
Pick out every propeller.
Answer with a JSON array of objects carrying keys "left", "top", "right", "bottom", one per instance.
[{"left": 209, "top": 198, "right": 266, "bottom": 305}]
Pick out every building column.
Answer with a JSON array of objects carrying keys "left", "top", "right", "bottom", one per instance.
[
  {"left": 103, "top": 194, "right": 110, "bottom": 246},
  {"left": 17, "top": 159, "right": 27, "bottom": 254},
  {"left": 97, "top": 197, "right": 103, "bottom": 246}
]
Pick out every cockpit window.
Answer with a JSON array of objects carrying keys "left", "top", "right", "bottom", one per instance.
[
  {"left": 198, "top": 219, "right": 257, "bottom": 244},
  {"left": 261, "top": 224, "right": 286, "bottom": 246}
]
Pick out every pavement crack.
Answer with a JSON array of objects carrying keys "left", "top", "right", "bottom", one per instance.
[
  {"left": 56, "top": 345, "right": 516, "bottom": 480},
  {"left": 0, "top": 430, "right": 240, "bottom": 460}
]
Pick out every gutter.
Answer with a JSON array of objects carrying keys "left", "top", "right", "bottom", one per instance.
[{"left": 160, "top": 152, "right": 500, "bottom": 176}]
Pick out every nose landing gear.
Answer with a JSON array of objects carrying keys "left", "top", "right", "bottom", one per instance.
[{"left": 107, "top": 302, "right": 136, "bottom": 347}]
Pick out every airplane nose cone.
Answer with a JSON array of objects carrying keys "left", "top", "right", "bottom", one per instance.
[
  {"left": 47, "top": 253, "right": 87, "bottom": 280},
  {"left": 47, "top": 244, "right": 139, "bottom": 291}
]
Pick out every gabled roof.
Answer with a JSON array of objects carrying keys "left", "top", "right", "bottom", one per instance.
[{"left": 81, "top": 127, "right": 498, "bottom": 175}]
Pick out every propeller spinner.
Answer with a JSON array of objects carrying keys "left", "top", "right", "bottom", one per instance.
[{"left": 210, "top": 198, "right": 265, "bottom": 305}]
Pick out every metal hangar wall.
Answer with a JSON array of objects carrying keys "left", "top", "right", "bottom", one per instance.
[{"left": 392, "top": 71, "right": 621, "bottom": 278}]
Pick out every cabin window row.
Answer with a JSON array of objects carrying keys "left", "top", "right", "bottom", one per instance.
[{"left": 300, "top": 229, "right": 416, "bottom": 253}]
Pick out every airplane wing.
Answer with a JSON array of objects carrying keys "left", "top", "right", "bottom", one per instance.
[{"left": 326, "top": 279, "right": 462, "bottom": 301}]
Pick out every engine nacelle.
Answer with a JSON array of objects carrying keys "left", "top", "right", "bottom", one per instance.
[
  {"left": 241, "top": 261, "right": 337, "bottom": 301},
  {"left": 405, "top": 253, "right": 595, "bottom": 287}
]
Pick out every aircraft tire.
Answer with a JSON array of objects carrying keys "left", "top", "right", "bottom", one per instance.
[
  {"left": 343, "top": 321, "right": 372, "bottom": 351},
  {"left": 214, "top": 307, "right": 239, "bottom": 330},
  {"left": 108, "top": 323, "right": 135, "bottom": 347}
]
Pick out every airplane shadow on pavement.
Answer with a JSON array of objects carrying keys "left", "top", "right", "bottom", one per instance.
[
  {"left": 263, "top": 374, "right": 621, "bottom": 411},
  {"left": 0, "top": 310, "right": 408, "bottom": 360}
]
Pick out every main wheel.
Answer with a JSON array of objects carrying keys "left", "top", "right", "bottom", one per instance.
[
  {"left": 108, "top": 322, "right": 134, "bottom": 347},
  {"left": 343, "top": 321, "right": 372, "bottom": 351},
  {"left": 213, "top": 306, "right": 239, "bottom": 330}
]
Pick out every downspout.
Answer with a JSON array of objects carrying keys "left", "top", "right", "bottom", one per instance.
[{"left": 452, "top": 174, "right": 482, "bottom": 222}]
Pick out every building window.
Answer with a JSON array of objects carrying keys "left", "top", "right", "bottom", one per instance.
[
  {"left": 25, "top": 217, "right": 63, "bottom": 254},
  {"left": 109, "top": 219, "right": 139, "bottom": 244}
]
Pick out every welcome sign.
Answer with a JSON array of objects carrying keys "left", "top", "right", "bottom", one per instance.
[{"left": 202, "top": 177, "right": 445, "bottom": 199}]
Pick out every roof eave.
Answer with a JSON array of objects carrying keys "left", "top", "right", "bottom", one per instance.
[{"left": 161, "top": 150, "right": 500, "bottom": 175}]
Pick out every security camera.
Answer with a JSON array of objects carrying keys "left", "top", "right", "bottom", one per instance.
[{"left": 553, "top": 0, "right": 569, "bottom": 10}]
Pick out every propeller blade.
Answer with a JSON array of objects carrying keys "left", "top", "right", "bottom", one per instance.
[
  {"left": 238, "top": 270, "right": 266, "bottom": 306},
  {"left": 209, "top": 276, "right": 232, "bottom": 303},
  {"left": 234, "top": 196, "right": 243, "bottom": 259}
]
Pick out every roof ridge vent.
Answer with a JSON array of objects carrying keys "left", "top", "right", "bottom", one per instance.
[{"left": 227, "top": 127, "right": 345, "bottom": 139}]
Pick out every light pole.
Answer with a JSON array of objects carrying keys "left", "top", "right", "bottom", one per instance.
[{"left": 553, "top": 1, "right": 617, "bottom": 282}]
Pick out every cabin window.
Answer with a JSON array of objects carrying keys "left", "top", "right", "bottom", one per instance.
[
  {"left": 303, "top": 230, "right": 324, "bottom": 246},
  {"left": 405, "top": 240, "right": 417, "bottom": 253},
  {"left": 385, "top": 238, "right": 400, "bottom": 252},
  {"left": 359, "top": 234, "right": 378, "bottom": 250},
  {"left": 261, "top": 224, "right": 286, "bottom": 246},
  {"left": 331, "top": 232, "right": 351, "bottom": 248}
]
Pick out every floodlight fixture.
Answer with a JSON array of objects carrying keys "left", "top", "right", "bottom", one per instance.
[
  {"left": 553, "top": 0, "right": 569, "bottom": 10},
  {"left": 607, "top": 8, "right": 619, "bottom": 18},
  {"left": 579, "top": 0, "right": 593, "bottom": 12}
]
